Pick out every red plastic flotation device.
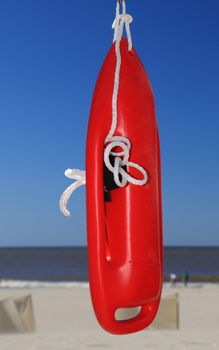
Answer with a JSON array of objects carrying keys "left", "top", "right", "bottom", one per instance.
[
  {"left": 60, "top": 0, "right": 163, "bottom": 335},
  {"left": 86, "top": 2, "right": 163, "bottom": 335}
]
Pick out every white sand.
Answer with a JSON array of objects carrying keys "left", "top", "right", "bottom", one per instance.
[{"left": 0, "top": 284, "right": 218, "bottom": 350}]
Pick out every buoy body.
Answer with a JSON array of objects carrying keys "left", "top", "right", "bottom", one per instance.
[{"left": 86, "top": 39, "right": 163, "bottom": 334}]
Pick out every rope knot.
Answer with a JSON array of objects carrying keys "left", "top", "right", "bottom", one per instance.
[
  {"left": 104, "top": 136, "right": 148, "bottom": 188},
  {"left": 112, "top": 14, "right": 133, "bottom": 29}
]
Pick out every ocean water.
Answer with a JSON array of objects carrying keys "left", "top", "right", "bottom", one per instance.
[{"left": 0, "top": 247, "right": 218, "bottom": 286}]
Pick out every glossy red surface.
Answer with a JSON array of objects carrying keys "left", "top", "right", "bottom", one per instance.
[{"left": 86, "top": 39, "right": 163, "bottom": 334}]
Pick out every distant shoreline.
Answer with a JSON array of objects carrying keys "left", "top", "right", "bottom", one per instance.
[
  {"left": 0, "top": 275, "right": 218, "bottom": 288},
  {"left": 164, "top": 275, "right": 219, "bottom": 283}
]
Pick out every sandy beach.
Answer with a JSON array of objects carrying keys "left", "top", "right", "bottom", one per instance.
[{"left": 0, "top": 283, "right": 218, "bottom": 349}]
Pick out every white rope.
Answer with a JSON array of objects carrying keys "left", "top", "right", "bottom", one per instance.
[
  {"left": 104, "top": 0, "right": 148, "bottom": 187},
  {"left": 59, "top": 0, "right": 147, "bottom": 216},
  {"left": 59, "top": 169, "right": 86, "bottom": 217}
]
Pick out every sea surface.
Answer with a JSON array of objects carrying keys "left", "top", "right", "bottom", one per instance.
[{"left": 0, "top": 247, "right": 218, "bottom": 286}]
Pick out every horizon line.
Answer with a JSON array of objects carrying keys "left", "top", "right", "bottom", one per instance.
[{"left": 0, "top": 245, "right": 218, "bottom": 249}]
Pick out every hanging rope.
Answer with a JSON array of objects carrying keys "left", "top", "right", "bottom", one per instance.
[
  {"left": 104, "top": 0, "right": 147, "bottom": 187},
  {"left": 59, "top": 0, "right": 147, "bottom": 216}
]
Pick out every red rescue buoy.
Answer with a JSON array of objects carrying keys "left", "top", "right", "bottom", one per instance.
[
  {"left": 60, "top": 0, "right": 163, "bottom": 335},
  {"left": 86, "top": 34, "right": 163, "bottom": 333}
]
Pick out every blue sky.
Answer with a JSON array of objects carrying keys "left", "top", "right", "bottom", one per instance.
[{"left": 0, "top": 0, "right": 218, "bottom": 247}]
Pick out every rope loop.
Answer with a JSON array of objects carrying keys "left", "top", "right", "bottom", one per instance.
[
  {"left": 112, "top": 0, "right": 133, "bottom": 51},
  {"left": 104, "top": 136, "right": 147, "bottom": 188}
]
